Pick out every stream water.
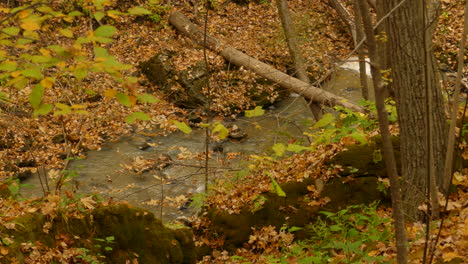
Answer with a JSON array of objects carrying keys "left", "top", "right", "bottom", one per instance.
[{"left": 20, "top": 60, "right": 372, "bottom": 222}]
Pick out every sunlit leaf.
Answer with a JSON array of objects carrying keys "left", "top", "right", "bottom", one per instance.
[
  {"left": 40, "top": 77, "right": 55, "bottom": 89},
  {"left": 29, "top": 84, "right": 44, "bottom": 109},
  {"left": 0, "top": 60, "right": 17, "bottom": 71},
  {"left": 20, "top": 14, "right": 41, "bottom": 31},
  {"left": 116, "top": 92, "right": 131, "bottom": 107},
  {"left": 245, "top": 106, "right": 265, "bottom": 117},
  {"left": 73, "top": 65, "right": 88, "bottom": 80},
  {"left": 287, "top": 144, "right": 313, "bottom": 153},
  {"left": 94, "top": 11, "right": 105, "bottom": 22},
  {"left": 268, "top": 173, "right": 286, "bottom": 197},
  {"left": 137, "top": 93, "right": 159, "bottom": 103},
  {"left": 212, "top": 122, "right": 229, "bottom": 139},
  {"left": 172, "top": 120, "right": 192, "bottom": 134},
  {"left": 59, "top": 28, "right": 74, "bottom": 38},
  {"left": 349, "top": 131, "right": 367, "bottom": 144},
  {"left": 104, "top": 88, "right": 117, "bottom": 98},
  {"left": 272, "top": 143, "right": 286, "bottom": 157},
  {"left": 22, "top": 67, "right": 43, "bottom": 79},
  {"left": 125, "top": 112, "right": 151, "bottom": 124},
  {"left": 94, "top": 25, "right": 116, "bottom": 38},
  {"left": 2, "top": 27, "right": 20, "bottom": 36},
  {"left": 34, "top": 103, "right": 52, "bottom": 116},
  {"left": 312, "top": 113, "right": 335, "bottom": 128},
  {"left": 128, "top": 6, "right": 152, "bottom": 15}
]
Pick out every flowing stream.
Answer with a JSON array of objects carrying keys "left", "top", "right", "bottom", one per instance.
[{"left": 20, "top": 60, "right": 372, "bottom": 222}]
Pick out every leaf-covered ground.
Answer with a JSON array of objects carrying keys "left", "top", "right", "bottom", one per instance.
[{"left": 0, "top": 0, "right": 467, "bottom": 263}]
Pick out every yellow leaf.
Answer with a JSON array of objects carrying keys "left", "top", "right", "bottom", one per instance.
[
  {"left": 40, "top": 77, "right": 55, "bottom": 89},
  {"left": 55, "top": 61, "right": 67, "bottom": 69},
  {"left": 20, "top": 21, "right": 40, "bottom": 31},
  {"left": 10, "top": 71, "right": 21, "bottom": 77},
  {"left": 71, "top": 104, "right": 86, "bottom": 109},
  {"left": 0, "top": 8, "right": 10, "bottom": 13},
  {"left": 104, "top": 88, "right": 117, "bottom": 98},
  {"left": 39, "top": 48, "right": 51, "bottom": 57},
  {"left": 18, "top": 9, "right": 32, "bottom": 19}
]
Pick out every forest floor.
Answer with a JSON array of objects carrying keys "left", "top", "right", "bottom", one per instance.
[{"left": 0, "top": 0, "right": 467, "bottom": 263}]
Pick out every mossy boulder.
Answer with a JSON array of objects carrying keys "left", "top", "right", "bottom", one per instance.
[
  {"left": 201, "top": 176, "right": 388, "bottom": 252},
  {"left": 0, "top": 204, "right": 195, "bottom": 264},
  {"left": 327, "top": 136, "right": 401, "bottom": 178}
]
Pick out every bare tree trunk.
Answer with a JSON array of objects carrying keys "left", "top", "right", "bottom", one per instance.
[
  {"left": 327, "top": 0, "right": 357, "bottom": 44},
  {"left": 378, "top": 0, "right": 448, "bottom": 220},
  {"left": 275, "top": 0, "right": 323, "bottom": 120},
  {"left": 357, "top": 1, "right": 408, "bottom": 263},
  {"left": 169, "top": 11, "right": 365, "bottom": 113},
  {"left": 352, "top": 0, "right": 369, "bottom": 100}
]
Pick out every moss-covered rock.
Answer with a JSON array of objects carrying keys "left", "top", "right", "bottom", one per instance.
[
  {"left": 327, "top": 136, "right": 401, "bottom": 178},
  {"left": 0, "top": 204, "right": 196, "bottom": 264},
  {"left": 201, "top": 176, "right": 388, "bottom": 253}
]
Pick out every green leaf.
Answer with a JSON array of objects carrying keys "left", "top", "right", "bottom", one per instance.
[
  {"left": 116, "top": 93, "right": 131, "bottom": 107},
  {"left": 94, "top": 11, "right": 105, "bottom": 22},
  {"left": 172, "top": 120, "right": 192, "bottom": 134},
  {"left": 349, "top": 131, "right": 367, "bottom": 144},
  {"left": 94, "top": 25, "right": 116, "bottom": 38},
  {"left": 136, "top": 93, "right": 159, "bottom": 104},
  {"left": 22, "top": 67, "right": 43, "bottom": 79},
  {"left": 0, "top": 60, "right": 17, "bottom": 71},
  {"left": 73, "top": 65, "right": 88, "bottom": 80},
  {"left": 287, "top": 144, "right": 313, "bottom": 153},
  {"left": 2, "top": 27, "right": 20, "bottom": 36},
  {"left": 125, "top": 112, "right": 150, "bottom": 124},
  {"left": 34, "top": 103, "right": 52, "bottom": 116},
  {"left": 31, "top": 55, "right": 51, "bottom": 63},
  {"left": 312, "top": 113, "right": 335, "bottom": 128},
  {"left": 212, "top": 122, "right": 229, "bottom": 139},
  {"left": 245, "top": 106, "right": 265, "bottom": 117},
  {"left": 59, "top": 28, "right": 74, "bottom": 38},
  {"left": 54, "top": 103, "right": 71, "bottom": 116},
  {"left": 94, "top": 46, "right": 110, "bottom": 58},
  {"left": 272, "top": 143, "right": 286, "bottom": 157},
  {"left": 67, "top": 11, "right": 83, "bottom": 17},
  {"left": 268, "top": 173, "right": 286, "bottom": 197},
  {"left": 128, "top": 6, "right": 152, "bottom": 15},
  {"left": 29, "top": 84, "right": 44, "bottom": 109}
]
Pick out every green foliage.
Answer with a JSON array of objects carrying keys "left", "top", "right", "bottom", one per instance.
[
  {"left": 261, "top": 204, "right": 391, "bottom": 264},
  {"left": 172, "top": 120, "right": 192, "bottom": 134},
  {"left": 267, "top": 172, "right": 286, "bottom": 197},
  {"left": 94, "top": 236, "right": 115, "bottom": 251},
  {"left": 189, "top": 192, "right": 208, "bottom": 210},
  {"left": 304, "top": 102, "right": 381, "bottom": 146},
  {"left": 76, "top": 248, "right": 105, "bottom": 264},
  {"left": 245, "top": 106, "right": 265, "bottom": 117},
  {"left": 0, "top": 0, "right": 159, "bottom": 121}
]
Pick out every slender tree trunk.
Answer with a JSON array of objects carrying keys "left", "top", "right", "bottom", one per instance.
[
  {"left": 378, "top": 0, "right": 448, "bottom": 220},
  {"left": 352, "top": 0, "right": 369, "bottom": 100},
  {"left": 276, "top": 0, "right": 323, "bottom": 120},
  {"left": 357, "top": 0, "right": 408, "bottom": 263}
]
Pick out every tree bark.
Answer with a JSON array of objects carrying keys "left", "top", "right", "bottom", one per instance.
[
  {"left": 169, "top": 11, "right": 365, "bottom": 113},
  {"left": 357, "top": 0, "right": 408, "bottom": 263},
  {"left": 275, "top": 0, "right": 323, "bottom": 120},
  {"left": 378, "top": 0, "right": 448, "bottom": 220},
  {"left": 352, "top": 0, "right": 369, "bottom": 100}
]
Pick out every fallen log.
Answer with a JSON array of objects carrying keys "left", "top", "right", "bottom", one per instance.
[{"left": 169, "top": 11, "right": 365, "bottom": 113}]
